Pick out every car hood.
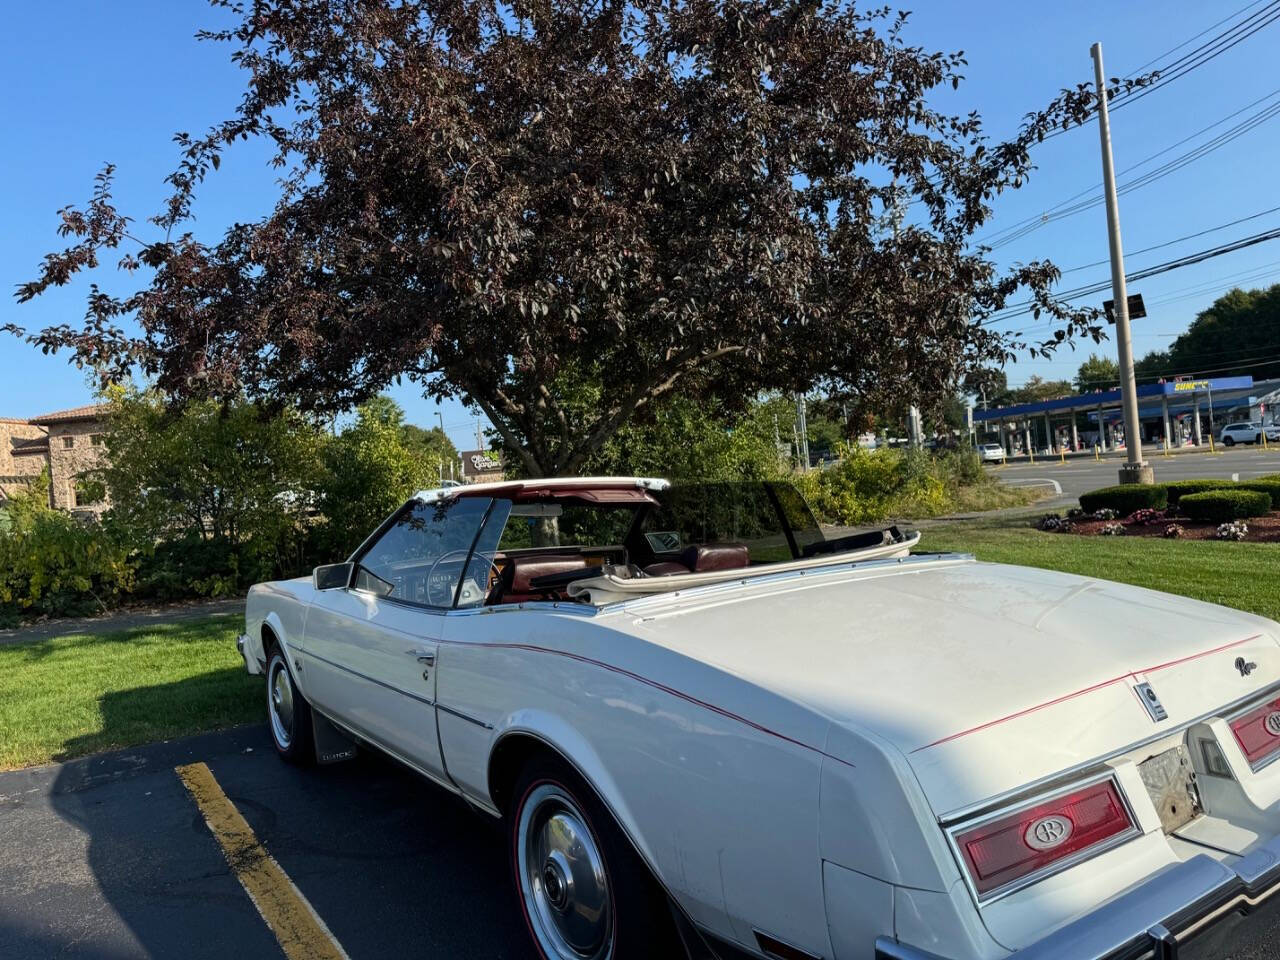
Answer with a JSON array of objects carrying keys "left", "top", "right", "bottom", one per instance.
[{"left": 624, "top": 557, "right": 1280, "bottom": 813}]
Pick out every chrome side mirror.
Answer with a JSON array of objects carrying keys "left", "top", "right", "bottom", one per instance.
[{"left": 313, "top": 562, "right": 354, "bottom": 591}]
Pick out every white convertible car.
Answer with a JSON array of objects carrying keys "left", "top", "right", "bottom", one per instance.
[{"left": 239, "top": 477, "right": 1280, "bottom": 960}]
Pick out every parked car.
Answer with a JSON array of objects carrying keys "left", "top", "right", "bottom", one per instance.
[
  {"left": 978, "top": 442, "right": 1005, "bottom": 463},
  {"left": 1218, "top": 421, "right": 1280, "bottom": 445},
  {"left": 240, "top": 476, "right": 1280, "bottom": 960}
]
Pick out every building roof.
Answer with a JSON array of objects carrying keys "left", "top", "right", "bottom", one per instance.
[
  {"left": 974, "top": 376, "right": 1255, "bottom": 423},
  {"left": 29, "top": 403, "right": 111, "bottom": 425},
  {"left": 11, "top": 436, "right": 49, "bottom": 454}
]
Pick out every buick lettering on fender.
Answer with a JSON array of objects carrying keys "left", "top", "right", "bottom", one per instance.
[{"left": 237, "top": 477, "right": 1280, "bottom": 960}]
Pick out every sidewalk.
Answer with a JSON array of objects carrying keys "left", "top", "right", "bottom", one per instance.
[{"left": 0, "top": 597, "right": 244, "bottom": 647}]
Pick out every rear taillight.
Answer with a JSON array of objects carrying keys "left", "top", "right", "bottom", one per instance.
[
  {"left": 1229, "top": 696, "right": 1280, "bottom": 768},
  {"left": 953, "top": 778, "right": 1135, "bottom": 897}
]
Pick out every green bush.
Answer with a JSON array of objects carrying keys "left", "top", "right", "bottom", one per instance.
[
  {"left": 0, "top": 476, "right": 136, "bottom": 621},
  {"left": 794, "top": 445, "right": 948, "bottom": 524},
  {"left": 1079, "top": 484, "right": 1168, "bottom": 514},
  {"left": 1236, "top": 481, "right": 1280, "bottom": 508},
  {"left": 1162, "top": 478, "right": 1233, "bottom": 507},
  {"left": 1180, "top": 489, "right": 1271, "bottom": 523},
  {"left": 134, "top": 536, "right": 248, "bottom": 602}
]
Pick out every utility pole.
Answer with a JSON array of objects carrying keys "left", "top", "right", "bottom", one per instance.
[
  {"left": 795, "top": 394, "right": 811, "bottom": 470},
  {"left": 1091, "top": 41, "right": 1152, "bottom": 485},
  {"left": 475, "top": 416, "right": 483, "bottom": 450}
]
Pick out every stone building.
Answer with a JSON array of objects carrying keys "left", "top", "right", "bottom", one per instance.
[
  {"left": 0, "top": 418, "right": 51, "bottom": 502},
  {"left": 0, "top": 404, "right": 111, "bottom": 516}
]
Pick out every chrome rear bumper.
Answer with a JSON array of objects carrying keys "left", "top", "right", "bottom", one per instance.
[{"left": 876, "top": 831, "right": 1280, "bottom": 959}]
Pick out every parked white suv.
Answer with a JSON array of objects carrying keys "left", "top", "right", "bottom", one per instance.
[{"left": 1218, "top": 421, "right": 1280, "bottom": 446}]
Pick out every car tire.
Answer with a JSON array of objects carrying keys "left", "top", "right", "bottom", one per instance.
[
  {"left": 1257, "top": 434, "right": 1264, "bottom": 445},
  {"left": 1224, "top": 436, "right": 1235, "bottom": 446},
  {"left": 509, "top": 755, "right": 681, "bottom": 960},
  {"left": 265, "top": 643, "right": 314, "bottom": 765}
]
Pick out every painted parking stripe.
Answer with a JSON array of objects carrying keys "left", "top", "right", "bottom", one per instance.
[{"left": 176, "top": 762, "right": 351, "bottom": 960}]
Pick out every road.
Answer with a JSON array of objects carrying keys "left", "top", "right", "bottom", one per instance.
[{"left": 990, "top": 445, "right": 1280, "bottom": 507}]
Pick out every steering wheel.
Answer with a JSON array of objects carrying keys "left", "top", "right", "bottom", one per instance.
[{"left": 425, "top": 549, "right": 501, "bottom": 607}]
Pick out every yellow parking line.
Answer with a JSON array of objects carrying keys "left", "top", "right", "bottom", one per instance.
[{"left": 176, "top": 762, "right": 351, "bottom": 960}]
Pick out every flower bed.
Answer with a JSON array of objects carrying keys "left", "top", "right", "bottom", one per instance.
[
  {"left": 1039, "top": 507, "right": 1280, "bottom": 542},
  {"left": 1051, "top": 480, "right": 1280, "bottom": 542}
]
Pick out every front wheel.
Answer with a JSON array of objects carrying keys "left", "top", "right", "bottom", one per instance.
[
  {"left": 266, "top": 646, "right": 314, "bottom": 764},
  {"left": 510, "top": 757, "right": 679, "bottom": 960}
]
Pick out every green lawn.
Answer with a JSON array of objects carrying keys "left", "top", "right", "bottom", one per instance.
[
  {"left": 0, "top": 614, "right": 260, "bottom": 770},
  {"left": 924, "top": 517, "right": 1280, "bottom": 622}
]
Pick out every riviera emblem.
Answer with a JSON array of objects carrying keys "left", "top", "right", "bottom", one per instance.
[
  {"left": 1024, "top": 815, "right": 1073, "bottom": 851},
  {"left": 1237, "top": 656, "right": 1258, "bottom": 677}
]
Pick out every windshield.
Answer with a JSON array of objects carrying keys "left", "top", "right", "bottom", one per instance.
[
  {"left": 643, "top": 482, "right": 819, "bottom": 563},
  {"left": 497, "top": 502, "right": 637, "bottom": 551}
]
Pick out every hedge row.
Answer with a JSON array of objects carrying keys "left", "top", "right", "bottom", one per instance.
[
  {"left": 1162, "top": 478, "right": 1233, "bottom": 506},
  {"left": 1079, "top": 478, "right": 1280, "bottom": 519},
  {"left": 1079, "top": 484, "right": 1167, "bottom": 514},
  {"left": 1238, "top": 480, "right": 1280, "bottom": 504},
  {"left": 1180, "top": 489, "right": 1272, "bottom": 522}
]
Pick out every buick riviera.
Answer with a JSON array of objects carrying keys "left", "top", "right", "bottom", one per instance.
[{"left": 238, "top": 477, "right": 1280, "bottom": 959}]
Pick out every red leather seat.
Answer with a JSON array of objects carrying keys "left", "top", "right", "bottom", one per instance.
[
  {"left": 499, "top": 556, "right": 590, "bottom": 603},
  {"left": 681, "top": 543, "right": 750, "bottom": 572},
  {"left": 643, "top": 543, "right": 750, "bottom": 577}
]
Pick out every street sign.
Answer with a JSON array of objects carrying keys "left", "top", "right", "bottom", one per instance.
[{"left": 1102, "top": 292, "right": 1146, "bottom": 322}]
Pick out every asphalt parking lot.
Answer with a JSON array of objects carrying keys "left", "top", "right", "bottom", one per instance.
[
  {"left": 0, "top": 725, "right": 536, "bottom": 959},
  {"left": 9, "top": 702, "right": 1280, "bottom": 957}
]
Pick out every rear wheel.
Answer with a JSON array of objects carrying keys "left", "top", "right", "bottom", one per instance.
[
  {"left": 510, "top": 755, "right": 680, "bottom": 960},
  {"left": 266, "top": 644, "right": 314, "bottom": 764},
  {"left": 1224, "top": 436, "right": 1235, "bottom": 446}
]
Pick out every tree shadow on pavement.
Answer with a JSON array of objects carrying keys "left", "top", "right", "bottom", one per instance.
[{"left": 21, "top": 675, "right": 535, "bottom": 959}]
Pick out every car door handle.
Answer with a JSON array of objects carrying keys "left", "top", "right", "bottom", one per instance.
[{"left": 406, "top": 648, "right": 436, "bottom": 666}]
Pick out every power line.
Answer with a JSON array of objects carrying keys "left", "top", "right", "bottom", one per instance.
[
  {"left": 1109, "top": 2, "right": 1280, "bottom": 115},
  {"left": 1025, "top": 1, "right": 1280, "bottom": 147},
  {"left": 1123, "top": 0, "right": 1273, "bottom": 77},
  {"left": 981, "top": 96, "right": 1280, "bottom": 250},
  {"left": 982, "top": 225, "right": 1280, "bottom": 326},
  {"left": 1059, "top": 205, "right": 1280, "bottom": 274}
]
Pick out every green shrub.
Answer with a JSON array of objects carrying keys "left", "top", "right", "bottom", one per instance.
[
  {"left": 1079, "top": 484, "right": 1168, "bottom": 514},
  {"left": 0, "top": 505, "right": 136, "bottom": 621},
  {"left": 134, "top": 536, "right": 246, "bottom": 602},
  {"left": 1236, "top": 481, "right": 1280, "bottom": 508},
  {"left": 1162, "top": 478, "right": 1233, "bottom": 507},
  {"left": 1180, "top": 489, "right": 1271, "bottom": 523},
  {"left": 795, "top": 444, "right": 960, "bottom": 524}
]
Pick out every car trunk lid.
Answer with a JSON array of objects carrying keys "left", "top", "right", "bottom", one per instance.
[{"left": 625, "top": 557, "right": 1280, "bottom": 813}]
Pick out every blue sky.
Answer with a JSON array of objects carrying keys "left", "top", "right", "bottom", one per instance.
[{"left": 2, "top": 1, "right": 1278, "bottom": 441}]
